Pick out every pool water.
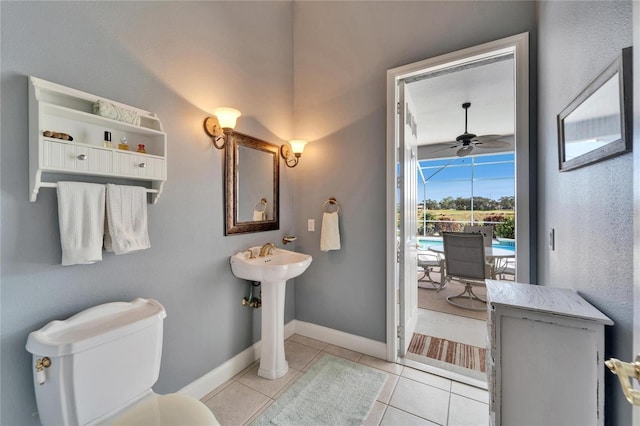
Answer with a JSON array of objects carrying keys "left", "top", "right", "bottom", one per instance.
[{"left": 418, "top": 237, "right": 515, "bottom": 252}]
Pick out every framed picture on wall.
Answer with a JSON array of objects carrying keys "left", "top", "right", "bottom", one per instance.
[{"left": 557, "top": 46, "right": 632, "bottom": 172}]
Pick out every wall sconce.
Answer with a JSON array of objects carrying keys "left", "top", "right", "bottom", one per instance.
[
  {"left": 280, "top": 140, "right": 308, "bottom": 168},
  {"left": 203, "top": 107, "right": 241, "bottom": 149}
]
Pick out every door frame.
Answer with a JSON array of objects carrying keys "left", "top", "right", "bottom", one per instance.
[
  {"left": 632, "top": 1, "right": 639, "bottom": 424},
  {"left": 385, "top": 33, "right": 530, "bottom": 362}
]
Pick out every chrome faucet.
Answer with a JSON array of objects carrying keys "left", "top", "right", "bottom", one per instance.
[{"left": 258, "top": 242, "right": 276, "bottom": 257}]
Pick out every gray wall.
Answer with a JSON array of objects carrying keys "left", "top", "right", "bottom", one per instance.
[
  {"left": 537, "top": 2, "right": 633, "bottom": 424},
  {"left": 291, "top": 1, "right": 536, "bottom": 341},
  {"left": 2, "top": 1, "right": 634, "bottom": 425},
  {"left": 0, "top": 2, "right": 294, "bottom": 425}
]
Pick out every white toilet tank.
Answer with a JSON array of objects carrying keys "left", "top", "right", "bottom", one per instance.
[{"left": 26, "top": 298, "right": 168, "bottom": 426}]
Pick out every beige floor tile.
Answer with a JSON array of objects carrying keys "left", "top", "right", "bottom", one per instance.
[
  {"left": 363, "top": 401, "right": 387, "bottom": 426},
  {"left": 198, "top": 333, "right": 492, "bottom": 426},
  {"left": 273, "top": 370, "right": 304, "bottom": 399},
  {"left": 284, "top": 340, "right": 321, "bottom": 370},
  {"left": 232, "top": 360, "right": 260, "bottom": 381},
  {"left": 447, "top": 393, "right": 489, "bottom": 426},
  {"left": 380, "top": 406, "right": 438, "bottom": 425},
  {"left": 377, "top": 372, "right": 399, "bottom": 404},
  {"left": 322, "top": 344, "right": 364, "bottom": 362},
  {"left": 389, "top": 377, "right": 450, "bottom": 425},
  {"left": 200, "top": 379, "right": 233, "bottom": 403},
  {"left": 242, "top": 399, "right": 275, "bottom": 425},
  {"left": 402, "top": 366, "right": 452, "bottom": 392},
  {"left": 203, "top": 382, "right": 270, "bottom": 426},
  {"left": 300, "top": 351, "right": 325, "bottom": 372},
  {"left": 451, "top": 381, "right": 489, "bottom": 404},
  {"left": 360, "top": 354, "right": 405, "bottom": 375},
  {"left": 289, "top": 334, "right": 329, "bottom": 350},
  {"left": 237, "top": 364, "right": 301, "bottom": 398}
]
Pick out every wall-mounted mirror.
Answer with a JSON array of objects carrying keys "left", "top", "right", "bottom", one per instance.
[
  {"left": 225, "top": 131, "right": 279, "bottom": 235},
  {"left": 557, "top": 46, "right": 632, "bottom": 171}
]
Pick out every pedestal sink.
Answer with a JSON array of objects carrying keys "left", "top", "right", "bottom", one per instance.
[{"left": 230, "top": 247, "right": 312, "bottom": 379}]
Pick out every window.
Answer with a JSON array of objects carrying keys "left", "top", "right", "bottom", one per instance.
[{"left": 417, "top": 153, "right": 515, "bottom": 238}]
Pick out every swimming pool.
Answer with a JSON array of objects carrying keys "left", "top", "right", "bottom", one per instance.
[{"left": 418, "top": 236, "right": 515, "bottom": 252}]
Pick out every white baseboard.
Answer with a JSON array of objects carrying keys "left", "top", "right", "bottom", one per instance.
[
  {"left": 294, "top": 320, "right": 387, "bottom": 360},
  {"left": 178, "top": 320, "right": 387, "bottom": 400}
]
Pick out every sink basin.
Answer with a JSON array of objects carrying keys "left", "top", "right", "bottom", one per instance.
[
  {"left": 230, "top": 247, "right": 312, "bottom": 282},
  {"left": 230, "top": 246, "right": 312, "bottom": 380}
]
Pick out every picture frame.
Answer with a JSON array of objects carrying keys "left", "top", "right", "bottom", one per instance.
[{"left": 557, "top": 46, "right": 632, "bottom": 172}]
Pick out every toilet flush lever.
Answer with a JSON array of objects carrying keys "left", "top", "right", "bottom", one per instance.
[{"left": 35, "top": 357, "right": 51, "bottom": 385}]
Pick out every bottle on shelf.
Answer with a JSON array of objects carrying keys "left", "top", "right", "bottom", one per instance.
[
  {"left": 103, "top": 131, "right": 113, "bottom": 148},
  {"left": 136, "top": 144, "right": 146, "bottom": 153},
  {"left": 118, "top": 136, "right": 129, "bottom": 150}
]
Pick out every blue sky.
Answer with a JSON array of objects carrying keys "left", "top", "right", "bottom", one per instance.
[{"left": 417, "top": 153, "right": 515, "bottom": 202}]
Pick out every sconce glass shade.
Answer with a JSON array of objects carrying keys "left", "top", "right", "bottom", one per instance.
[
  {"left": 213, "top": 107, "right": 241, "bottom": 129},
  {"left": 281, "top": 140, "right": 308, "bottom": 168},
  {"left": 289, "top": 139, "right": 308, "bottom": 154}
]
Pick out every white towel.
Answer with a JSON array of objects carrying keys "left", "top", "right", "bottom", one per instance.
[
  {"left": 104, "top": 184, "right": 150, "bottom": 255},
  {"left": 56, "top": 182, "right": 105, "bottom": 266},
  {"left": 320, "top": 212, "right": 341, "bottom": 252},
  {"left": 253, "top": 209, "right": 265, "bottom": 221}
]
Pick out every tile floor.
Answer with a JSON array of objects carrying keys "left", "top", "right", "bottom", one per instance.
[{"left": 201, "top": 334, "right": 489, "bottom": 426}]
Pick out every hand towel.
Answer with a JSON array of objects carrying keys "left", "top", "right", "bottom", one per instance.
[
  {"left": 104, "top": 184, "right": 150, "bottom": 255},
  {"left": 320, "top": 212, "right": 341, "bottom": 252},
  {"left": 253, "top": 209, "right": 266, "bottom": 221},
  {"left": 56, "top": 182, "right": 105, "bottom": 266}
]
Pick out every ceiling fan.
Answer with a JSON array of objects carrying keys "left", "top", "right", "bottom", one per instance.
[{"left": 437, "top": 102, "right": 510, "bottom": 157}]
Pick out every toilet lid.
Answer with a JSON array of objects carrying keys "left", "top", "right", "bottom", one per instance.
[{"left": 108, "top": 393, "right": 219, "bottom": 426}]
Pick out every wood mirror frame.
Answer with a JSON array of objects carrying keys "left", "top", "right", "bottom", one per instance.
[{"left": 225, "top": 131, "right": 279, "bottom": 235}]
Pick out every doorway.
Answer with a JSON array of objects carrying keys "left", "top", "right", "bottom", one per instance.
[{"left": 385, "top": 33, "right": 530, "bottom": 384}]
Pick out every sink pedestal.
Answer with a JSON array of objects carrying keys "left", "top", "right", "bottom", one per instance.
[
  {"left": 257, "top": 279, "right": 289, "bottom": 379},
  {"left": 229, "top": 247, "right": 312, "bottom": 380}
]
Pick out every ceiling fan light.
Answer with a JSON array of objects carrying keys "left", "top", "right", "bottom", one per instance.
[{"left": 457, "top": 145, "right": 473, "bottom": 157}]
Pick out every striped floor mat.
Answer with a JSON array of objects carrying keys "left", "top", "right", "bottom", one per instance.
[{"left": 408, "top": 333, "right": 486, "bottom": 373}]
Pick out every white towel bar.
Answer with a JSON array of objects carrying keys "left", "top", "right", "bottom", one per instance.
[{"left": 40, "top": 182, "right": 158, "bottom": 194}]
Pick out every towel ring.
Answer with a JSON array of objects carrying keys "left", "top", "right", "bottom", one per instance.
[
  {"left": 254, "top": 198, "right": 268, "bottom": 212},
  {"left": 322, "top": 197, "right": 340, "bottom": 214}
]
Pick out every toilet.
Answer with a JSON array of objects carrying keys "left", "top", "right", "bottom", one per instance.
[{"left": 26, "top": 298, "right": 219, "bottom": 425}]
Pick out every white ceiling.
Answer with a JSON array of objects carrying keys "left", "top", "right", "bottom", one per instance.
[{"left": 406, "top": 55, "right": 515, "bottom": 150}]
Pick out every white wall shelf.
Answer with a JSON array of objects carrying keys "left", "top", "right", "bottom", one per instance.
[
  {"left": 486, "top": 280, "right": 613, "bottom": 426},
  {"left": 29, "top": 76, "right": 167, "bottom": 203}
]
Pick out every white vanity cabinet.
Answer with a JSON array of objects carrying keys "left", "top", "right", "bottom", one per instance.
[
  {"left": 29, "top": 76, "right": 167, "bottom": 203},
  {"left": 486, "top": 280, "right": 613, "bottom": 426}
]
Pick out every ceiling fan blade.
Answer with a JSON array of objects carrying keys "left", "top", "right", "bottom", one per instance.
[
  {"left": 473, "top": 134, "right": 503, "bottom": 142},
  {"left": 431, "top": 144, "right": 459, "bottom": 153},
  {"left": 476, "top": 139, "right": 510, "bottom": 149}
]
